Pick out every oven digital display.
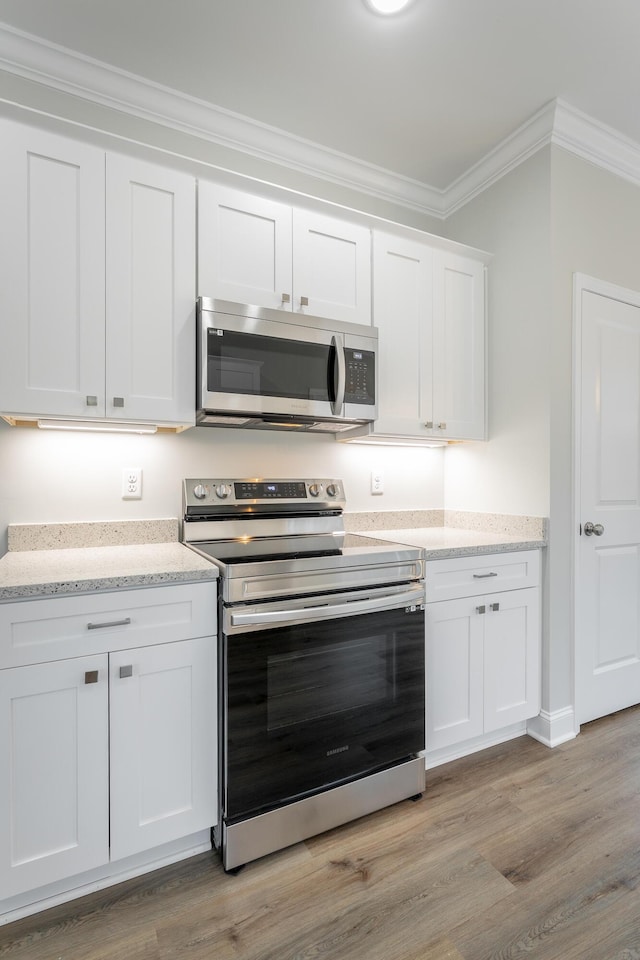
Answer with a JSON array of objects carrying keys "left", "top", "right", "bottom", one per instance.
[{"left": 234, "top": 481, "right": 308, "bottom": 499}]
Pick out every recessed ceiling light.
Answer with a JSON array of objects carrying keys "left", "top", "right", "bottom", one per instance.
[{"left": 365, "top": 0, "right": 413, "bottom": 14}]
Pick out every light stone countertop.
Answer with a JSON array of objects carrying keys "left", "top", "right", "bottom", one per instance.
[
  {"left": 362, "top": 526, "right": 546, "bottom": 559},
  {"left": 0, "top": 541, "right": 217, "bottom": 602}
]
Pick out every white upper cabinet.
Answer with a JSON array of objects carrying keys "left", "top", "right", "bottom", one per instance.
[
  {"left": 343, "top": 232, "right": 486, "bottom": 443},
  {"left": 369, "top": 233, "right": 434, "bottom": 437},
  {"left": 106, "top": 154, "right": 195, "bottom": 425},
  {"left": 198, "top": 183, "right": 372, "bottom": 325},
  {"left": 432, "top": 250, "right": 486, "bottom": 441},
  {"left": 0, "top": 123, "right": 106, "bottom": 419},
  {"left": 0, "top": 120, "right": 196, "bottom": 426}
]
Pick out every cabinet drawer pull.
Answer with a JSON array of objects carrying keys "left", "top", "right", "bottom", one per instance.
[
  {"left": 476, "top": 605, "right": 486, "bottom": 615},
  {"left": 84, "top": 670, "right": 99, "bottom": 684},
  {"left": 119, "top": 665, "right": 133, "bottom": 679},
  {"left": 87, "top": 617, "right": 132, "bottom": 630},
  {"left": 490, "top": 602, "right": 500, "bottom": 612},
  {"left": 473, "top": 572, "right": 498, "bottom": 579}
]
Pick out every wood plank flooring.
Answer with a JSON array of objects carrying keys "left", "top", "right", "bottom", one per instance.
[{"left": 1, "top": 705, "right": 639, "bottom": 960}]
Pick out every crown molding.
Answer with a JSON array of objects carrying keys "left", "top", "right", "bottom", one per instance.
[
  {"left": 2, "top": 22, "right": 640, "bottom": 219},
  {"left": 0, "top": 22, "right": 446, "bottom": 218}
]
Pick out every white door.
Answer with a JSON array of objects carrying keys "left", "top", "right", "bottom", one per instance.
[
  {"left": 197, "top": 183, "right": 292, "bottom": 308},
  {"left": 293, "top": 210, "right": 371, "bottom": 325},
  {"left": 0, "top": 656, "right": 109, "bottom": 899},
  {"left": 109, "top": 637, "right": 217, "bottom": 860},
  {"left": 0, "top": 120, "right": 106, "bottom": 418},
  {"left": 576, "top": 278, "right": 640, "bottom": 723},
  {"left": 106, "top": 154, "right": 196, "bottom": 425}
]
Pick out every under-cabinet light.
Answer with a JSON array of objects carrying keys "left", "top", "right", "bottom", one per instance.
[
  {"left": 344, "top": 436, "right": 447, "bottom": 448},
  {"left": 36, "top": 418, "right": 158, "bottom": 435}
]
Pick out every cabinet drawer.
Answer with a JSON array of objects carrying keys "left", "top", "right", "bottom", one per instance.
[
  {"left": 424, "top": 550, "right": 540, "bottom": 603},
  {"left": 0, "top": 582, "right": 217, "bottom": 668}
]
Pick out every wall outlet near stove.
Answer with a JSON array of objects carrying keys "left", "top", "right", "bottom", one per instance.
[{"left": 122, "top": 467, "right": 142, "bottom": 500}]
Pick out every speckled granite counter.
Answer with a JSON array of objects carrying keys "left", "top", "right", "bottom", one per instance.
[
  {"left": 363, "top": 526, "right": 546, "bottom": 559},
  {"left": 0, "top": 520, "right": 217, "bottom": 601}
]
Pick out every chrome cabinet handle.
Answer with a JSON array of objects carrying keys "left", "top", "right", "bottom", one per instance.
[
  {"left": 424, "top": 421, "right": 434, "bottom": 429},
  {"left": 490, "top": 602, "right": 500, "bottom": 612},
  {"left": 113, "top": 397, "right": 125, "bottom": 408},
  {"left": 87, "top": 617, "right": 132, "bottom": 630},
  {"left": 473, "top": 572, "right": 498, "bottom": 579},
  {"left": 84, "top": 670, "right": 99, "bottom": 684},
  {"left": 437, "top": 422, "right": 447, "bottom": 430},
  {"left": 281, "top": 293, "right": 291, "bottom": 304},
  {"left": 119, "top": 665, "right": 133, "bottom": 679},
  {"left": 583, "top": 522, "right": 604, "bottom": 536},
  {"left": 300, "top": 296, "right": 309, "bottom": 307},
  {"left": 86, "top": 395, "right": 98, "bottom": 407},
  {"left": 476, "top": 605, "right": 486, "bottom": 614}
]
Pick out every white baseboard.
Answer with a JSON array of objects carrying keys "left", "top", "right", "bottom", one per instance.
[
  {"left": 526, "top": 707, "right": 578, "bottom": 747},
  {"left": 425, "top": 722, "right": 527, "bottom": 769}
]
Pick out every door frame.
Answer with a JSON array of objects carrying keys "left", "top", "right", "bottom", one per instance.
[{"left": 572, "top": 272, "right": 640, "bottom": 726}]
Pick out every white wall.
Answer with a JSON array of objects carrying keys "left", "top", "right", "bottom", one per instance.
[
  {"left": 0, "top": 420, "right": 444, "bottom": 555},
  {"left": 443, "top": 151, "right": 551, "bottom": 518}
]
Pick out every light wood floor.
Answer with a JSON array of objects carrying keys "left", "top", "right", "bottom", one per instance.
[{"left": 2, "top": 705, "right": 640, "bottom": 960}]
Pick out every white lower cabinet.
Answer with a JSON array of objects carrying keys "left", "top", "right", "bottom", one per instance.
[
  {"left": 0, "top": 584, "right": 217, "bottom": 905},
  {"left": 425, "top": 551, "right": 541, "bottom": 754}
]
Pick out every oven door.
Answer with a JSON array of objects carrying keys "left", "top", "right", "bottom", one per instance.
[{"left": 221, "top": 584, "right": 425, "bottom": 823}]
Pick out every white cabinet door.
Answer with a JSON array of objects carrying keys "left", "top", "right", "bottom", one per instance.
[
  {"left": 371, "top": 232, "right": 433, "bottom": 437},
  {"left": 432, "top": 251, "right": 486, "bottom": 440},
  {"left": 292, "top": 210, "right": 371, "bottom": 325},
  {"left": 106, "top": 154, "right": 196, "bottom": 425},
  {"left": 425, "top": 597, "right": 484, "bottom": 751},
  {"left": 0, "top": 656, "right": 109, "bottom": 899},
  {"left": 0, "top": 121, "right": 106, "bottom": 418},
  {"left": 483, "top": 587, "right": 540, "bottom": 732},
  {"left": 109, "top": 637, "right": 217, "bottom": 860},
  {"left": 198, "top": 183, "right": 292, "bottom": 308}
]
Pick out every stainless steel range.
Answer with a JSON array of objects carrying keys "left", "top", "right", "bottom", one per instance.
[{"left": 182, "top": 477, "right": 426, "bottom": 872}]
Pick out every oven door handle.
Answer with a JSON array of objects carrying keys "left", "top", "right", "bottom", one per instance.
[{"left": 228, "top": 586, "right": 424, "bottom": 629}]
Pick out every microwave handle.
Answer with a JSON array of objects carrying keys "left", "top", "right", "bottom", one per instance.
[{"left": 331, "top": 334, "right": 345, "bottom": 415}]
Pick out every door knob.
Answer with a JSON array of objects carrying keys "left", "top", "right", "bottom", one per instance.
[{"left": 583, "top": 521, "right": 605, "bottom": 536}]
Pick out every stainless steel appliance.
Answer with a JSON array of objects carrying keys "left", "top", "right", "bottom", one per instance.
[
  {"left": 197, "top": 299, "right": 377, "bottom": 432},
  {"left": 182, "top": 477, "right": 426, "bottom": 872}
]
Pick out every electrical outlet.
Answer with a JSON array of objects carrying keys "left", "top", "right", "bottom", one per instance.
[
  {"left": 371, "top": 470, "right": 384, "bottom": 495},
  {"left": 122, "top": 467, "right": 142, "bottom": 500}
]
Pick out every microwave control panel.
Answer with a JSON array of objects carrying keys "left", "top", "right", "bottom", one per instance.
[{"left": 344, "top": 349, "right": 375, "bottom": 404}]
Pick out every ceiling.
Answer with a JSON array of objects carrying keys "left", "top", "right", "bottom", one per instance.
[{"left": 1, "top": 0, "right": 640, "bottom": 196}]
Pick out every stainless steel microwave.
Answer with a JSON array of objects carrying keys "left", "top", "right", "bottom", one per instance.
[{"left": 197, "top": 299, "right": 377, "bottom": 432}]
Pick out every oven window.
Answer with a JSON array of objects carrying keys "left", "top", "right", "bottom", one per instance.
[
  {"left": 207, "top": 329, "right": 335, "bottom": 401},
  {"left": 267, "top": 634, "right": 390, "bottom": 731}
]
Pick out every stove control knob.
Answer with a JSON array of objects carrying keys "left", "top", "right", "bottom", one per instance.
[
  {"left": 193, "top": 484, "right": 208, "bottom": 500},
  {"left": 308, "top": 483, "right": 323, "bottom": 497},
  {"left": 215, "top": 483, "right": 231, "bottom": 499},
  {"left": 326, "top": 483, "right": 338, "bottom": 498}
]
